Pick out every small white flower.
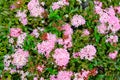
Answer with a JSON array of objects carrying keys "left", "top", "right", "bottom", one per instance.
[
  {"left": 65, "top": 14, "right": 69, "bottom": 18},
  {"left": 41, "top": 2, "right": 45, "bottom": 6},
  {"left": 9, "top": 38, "right": 14, "bottom": 44},
  {"left": 77, "top": 0, "right": 82, "bottom": 4},
  {"left": 41, "top": 20, "right": 45, "bottom": 23}
]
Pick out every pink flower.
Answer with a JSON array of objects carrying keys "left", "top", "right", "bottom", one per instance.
[
  {"left": 94, "top": 1, "right": 103, "bottom": 14},
  {"left": 94, "top": 1, "right": 102, "bottom": 8},
  {"left": 73, "top": 52, "right": 80, "bottom": 58},
  {"left": 33, "top": 77, "right": 38, "bottom": 80},
  {"left": 71, "top": 14, "right": 85, "bottom": 27},
  {"left": 16, "top": 33, "right": 27, "bottom": 47},
  {"left": 47, "top": 33, "right": 57, "bottom": 42},
  {"left": 74, "top": 70, "right": 89, "bottom": 80},
  {"left": 37, "top": 33, "right": 56, "bottom": 58},
  {"left": 97, "top": 23, "right": 107, "bottom": 34},
  {"left": 95, "top": 2, "right": 120, "bottom": 33},
  {"left": 108, "top": 17, "right": 120, "bottom": 33},
  {"left": 50, "top": 71, "right": 73, "bottom": 80},
  {"left": 115, "top": 6, "right": 120, "bottom": 14},
  {"left": 62, "top": 0, "right": 69, "bottom": 5},
  {"left": 10, "top": 28, "right": 22, "bottom": 37},
  {"left": 16, "top": 10, "right": 28, "bottom": 25},
  {"left": 40, "top": 77, "right": 44, "bottom": 80},
  {"left": 37, "top": 41, "right": 55, "bottom": 57},
  {"left": 57, "top": 38, "right": 64, "bottom": 45},
  {"left": 53, "top": 48, "right": 70, "bottom": 66},
  {"left": 63, "top": 35, "right": 73, "bottom": 49},
  {"left": 21, "top": 18, "right": 28, "bottom": 25},
  {"left": 52, "top": 0, "right": 69, "bottom": 10},
  {"left": 82, "top": 29, "right": 90, "bottom": 36},
  {"left": 62, "top": 24, "right": 73, "bottom": 35},
  {"left": 95, "top": 6, "right": 103, "bottom": 14},
  {"left": 37, "top": 65, "right": 44, "bottom": 72},
  {"left": 52, "top": 2, "right": 61, "bottom": 10},
  {"left": 31, "top": 29, "right": 39, "bottom": 38},
  {"left": 99, "top": 13, "right": 110, "bottom": 23},
  {"left": 109, "top": 51, "right": 118, "bottom": 59},
  {"left": 74, "top": 45, "right": 96, "bottom": 61},
  {"left": 10, "top": 69, "right": 16, "bottom": 74},
  {"left": 10, "top": 4, "right": 16, "bottom": 10},
  {"left": 57, "top": 24, "right": 73, "bottom": 49},
  {"left": 80, "top": 45, "right": 96, "bottom": 60},
  {"left": 105, "top": 7, "right": 115, "bottom": 16},
  {"left": 27, "top": 0, "right": 45, "bottom": 17},
  {"left": 12, "top": 48, "right": 29, "bottom": 68},
  {"left": 106, "top": 35, "right": 118, "bottom": 44}
]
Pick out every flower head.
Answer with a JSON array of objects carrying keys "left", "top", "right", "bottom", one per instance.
[
  {"left": 52, "top": 0, "right": 69, "bottom": 10},
  {"left": 80, "top": 45, "right": 96, "bottom": 60},
  {"left": 50, "top": 71, "right": 73, "bottom": 80},
  {"left": 97, "top": 23, "right": 107, "bottom": 34},
  {"left": 82, "top": 29, "right": 90, "bottom": 36},
  {"left": 37, "top": 33, "right": 57, "bottom": 58},
  {"left": 27, "top": 0, "right": 45, "bottom": 17},
  {"left": 106, "top": 35, "right": 118, "bottom": 44},
  {"left": 10, "top": 28, "right": 22, "bottom": 37},
  {"left": 109, "top": 51, "right": 118, "bottom": 59},
  {"left": 16, "top": 10, "right": 28, "bottom": 25},
  {"left": 12, "top": 48, "right": 29, "bottom": 68},
  {"left": 53, "top": 48, "right": 70, "bottom": 66},
  {"left": 71, "top": 14, "right": 85, "bottom": 27},
  {"left": 74, "top": 70, "right": 89, "bottom": 80},
  {"left": 73, "top": 45, "right": 96, "bottom": 61},
  {"left": 31, "top": 29, "right": 39, "bottom": 38},
  {"left": 37, "top": 65, "right": 44, "bottom": 72}
]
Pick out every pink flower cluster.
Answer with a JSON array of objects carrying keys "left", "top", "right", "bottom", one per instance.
[
  {"left": 4, "top": 48, "right": 29, "bottom": 80},
  {"left": 52, "top": 0, "right": 69, "bottom": 10},
  {"left": 10, "top": 4, "right": 16, "bottom": 10},
  {"left": 109, "top": 51, "right": 118, "bottom": 59},
  {"left": 37, "top": 65, "right": 44, "bottom": 72},
  {"left": 37, "top": 33, "right": 57, "bottom": 58},
  {"left": 34, "top": 77, "right": 44, "bottom": 80},
  {"left": 12, "top": 48, "right": 29, "bottom": 68},
  {"left": 16, "top": 33, "right": 27, "bottom": 47},
  {"left": 27, "top": 0, "right": 45, "bottom": 17},
  {"left": 16, "top": 10, "right": 28, "bottom": 25},
  {"left": 62, "top": 24, "right": 73, "bottom": 35},
  {"left": 74, "top": 70, "right": 89, "bottom": 80},
  {"left": 71, "top": 14, "right": 86, "bottom": 27},
  {"left": 50, "top": 71, "right": 73, "bottom": 80},
  {"left": 97, "top": 23, "right": 107, "bottom": 34},
  {"left": 57, "top": 24, "right": 73, "bottom": 49},
  {"left": 94, "top": 1, "right": 103, "bottom": 14},
  {"left": 31, "top": 29, "right": 39, "bottom": 38},
  {"left": 53, "top": 48, "right": 70, "bottom": 66},
  {"left": 9, "top": 28, "right": 27, "bottom": 47},
  {"left": 10, "top": 28, "right": 22, "bottom": 37},
  {"left": 73, "top": 45, "right": 96, "bottom": 61},
  {"left": 95, "top": 1, "right": 120, "bottom": 33},
  {"left": 4, "top": 55, "right": 11, "bottom": 68},
  {"left": 106, "top": 35, "right": 118, "bottom": 44},
  {"left": 115, "top": 6, "right": 120, "bottom": 14},
  {"left": 82, "top": 29, "right": 90, "bottom": 36},
  {"left": 33, "top": 77, "right": 38, "bottom": 80}
]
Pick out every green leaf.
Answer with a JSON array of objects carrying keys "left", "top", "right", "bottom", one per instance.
[
  {"left": 94, "top": 27, "right": 100, "bottom": 43},
  {"left": 96, "top": 74, "right": 105, "bottom": 80}
]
